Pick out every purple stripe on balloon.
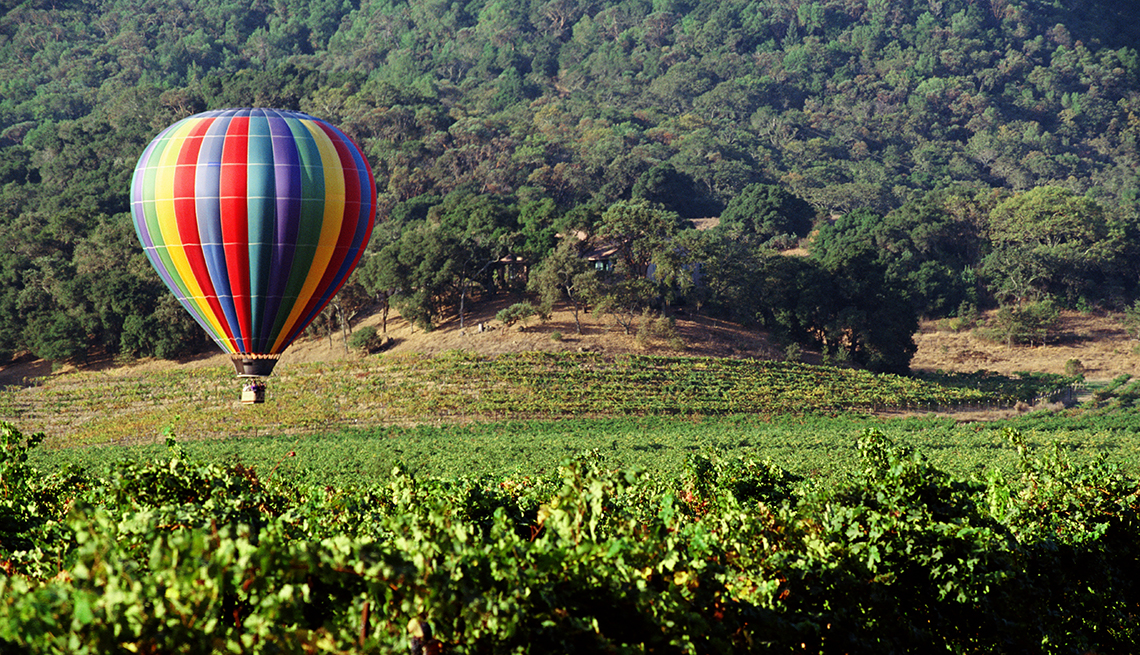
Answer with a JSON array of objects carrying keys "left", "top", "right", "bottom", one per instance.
[
  {"left": 130, "top": 133, "right": 167, "bottom": 251},
  {"left": 254, "top": 110, "right": 303, "bottom": 351}
]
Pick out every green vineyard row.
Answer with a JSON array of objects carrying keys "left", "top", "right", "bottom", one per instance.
[
  {"left": 2, "top": 420, "right": 1138, "bottom": 653},
  {"left": 0, "top": 352, "right": 1077, "bottom": 447}
]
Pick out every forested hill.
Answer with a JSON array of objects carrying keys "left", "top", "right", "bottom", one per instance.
[{"left": 2, "top": 0, "right": 1139, "bottom": 371}]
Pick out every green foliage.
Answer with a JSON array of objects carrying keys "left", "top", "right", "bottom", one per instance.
[
  {"left": 5, "top": 353, "right": 1012, "bottom": 447},
  {"left": 1123, "top": 300, "right": 1140, "bottom": 340},
  {"left": 594, "top": 199, "right": 684, "bottom": 278},
  {"left": 811, "top": 194, "right": 984, "bottom": 318},
  {"left": 0, "top": 422, "right": 69, "bottom": 568},
  {"left": 527, "top": 239, "right": 598, "bottom": 334},
  {"left": 5, "top": 0, "right": 1140, "bottom": 363},
  {"left": 25, "top": 313, "right": 88, "bottom": 364},
  {"left": 591, "top": 278, "right": 657, "bottom": 335},
  {"left": 783, "top": 342, "right": 802, "bottom": 362},
  {"left": 3, "top": 422, "right": 1140, "bottom": 652},
  {"left": 982, "top": 299, "right": 1063, "bottom": 347},
  {"left": 717, "top": 183, "right": 815, "bottom": 245},
  {"left": 1064, "top": 358, "right": 1086, "bottom": 379},
  {"left": 346, "top": 325, "right": 386, "bottom": 354},
  {"left": 495, "top": 301, "right": 537, "bottom": 328},
  {"left": 739, "top": 245, "right": 918, "bottom": 373},
  {"left": 631, "top": 162, "right": 720, "bottom": 219},
  {"left": 941, "top": 301, "right": 981, "bottom": 332},
  {"left": 918, "top": 369, "right": 1080, "bottom": 405},
  {"left": 983, "top": 187, "right": 1118, "bottom": 306}
]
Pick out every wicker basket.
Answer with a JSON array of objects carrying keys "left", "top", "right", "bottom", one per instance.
[{"left": 241, "top": 387, "right": 265, "bottom": 404}]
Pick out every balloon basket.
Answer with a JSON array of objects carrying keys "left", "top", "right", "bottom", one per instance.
[
  {"left": 232, "top": 355, "right": 277, "bottom": 404},
  {"left": 239, "top": 377, "right": 267, "bottom": 404}
]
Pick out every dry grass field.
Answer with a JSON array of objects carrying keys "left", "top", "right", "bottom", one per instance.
[
  {"left": 0, "top": 301, "right": 1135, "bottom": 389},
  {"left": 911, "top": 310, "right": 1137, "bottom": 382}
]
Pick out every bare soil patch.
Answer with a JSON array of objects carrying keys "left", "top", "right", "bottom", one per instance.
[{"left": 368, "top": 296, "right": 786, "bottom": 361}]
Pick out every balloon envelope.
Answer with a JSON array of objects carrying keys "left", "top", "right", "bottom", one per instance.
[{"left": 131, "top": 108, "right": 376, "bottom": 374}]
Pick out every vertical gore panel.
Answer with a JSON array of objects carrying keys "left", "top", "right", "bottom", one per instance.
[
  {"left": 245, "top": 110, "right": 276, "bottom": 350},
  {"left": 132, "top": 118, "right": 231, "bottom": 349},
  {"left": 173, "top": 118, "right": 238, "bottom": 347},
  {"left": 220, "top": 112, "right": 252, "bottom": 352},
  {"left": 269, "top": 118, "right": 344, "bottom": 352},
  {"left": 257, "top": 110, "right": 303, "bottom": 351},
  {"left": 281, "top": 121, "right": 376, "bottom": 348},
  {"left": 265, "top": 115, "right": 324, "bottom": 351}
]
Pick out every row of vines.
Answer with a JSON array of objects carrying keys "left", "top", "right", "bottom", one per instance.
[
  {"left": 2, "top": 419, "right": 1137, "bottom": 653},
  {"left": 2, "top": 352, "right": 1078, "bottom": 446}
]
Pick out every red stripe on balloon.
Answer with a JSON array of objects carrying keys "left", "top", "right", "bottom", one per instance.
[
  {"left": 344, "top": 132, "right": 376, "bottom": 278},
  {"left": 220, "top": 115, "right": 252, "bottom": 351},
  {"left": 172, "top": 118, "right": 239, "bottom": 347}
]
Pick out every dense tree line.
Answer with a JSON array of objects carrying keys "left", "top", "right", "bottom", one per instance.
[{"left": 1, "top": 0, "right": 1139, "bottom": 372}]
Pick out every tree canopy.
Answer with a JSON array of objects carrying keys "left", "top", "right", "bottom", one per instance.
[{"left": 2, "top": 0, "right": 1140, "bottom": 370}]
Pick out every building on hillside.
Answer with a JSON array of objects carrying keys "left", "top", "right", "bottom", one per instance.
[{"left": 576, "top": 217, "right": 721, "bottom": 275}]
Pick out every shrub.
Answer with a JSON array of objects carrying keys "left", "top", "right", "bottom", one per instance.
[
  {"left": 1123, "top": 300, "right": 1140, "bottom": 340},
  {"left": 940, "top": 301, "right": 980, "bottom": 332},
  {"left": 784, "top": 342, "right": 802, "bottom": 362},
  {"left": 496, "top": 302, "right": 537, "bottom": 329},
  {"left": 980, "top": 299, "right": 1060, "bottom": 347},
  {"left": 1064, "top": 358, "right": 1085, "bottom": 378},
  {"left": 347, "top": 326, "right": 387, "bottom": 353}
]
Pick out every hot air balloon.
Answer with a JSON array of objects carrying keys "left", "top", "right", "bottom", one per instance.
[{"left": 130, "top": 108, "right": 376, "bottom": 391}]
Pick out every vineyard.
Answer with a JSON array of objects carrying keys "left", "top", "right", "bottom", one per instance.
[
  {"left": 0, "top": 351, "right": 1075, "bottom": 447},
  {"left": 3, "top": 421, "right": 1139, "bottom": 653},
  {"left": 2, "top": 354, "right": 1138, "bottom": 653},
  {"left": 26, "top": 408, "right": 1140, "bottom": 493}
]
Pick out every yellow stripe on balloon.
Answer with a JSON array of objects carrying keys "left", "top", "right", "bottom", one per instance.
[
  {"left": 270, "top": 119, "right": 347, "bottom": 352},
  {"left": 153, "top": 119, "right": 232, "bottom": 347}
]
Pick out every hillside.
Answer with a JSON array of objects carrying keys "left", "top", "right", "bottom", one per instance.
[
  {"left": 3, "top": 0, "right": 1140, "bottom": 369},
  {"left": 360, "top": 300, "right": 1139, "bottom": 382},
  {"left": 2, "top": 300, "right": 1133, "bottom": 393}
]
